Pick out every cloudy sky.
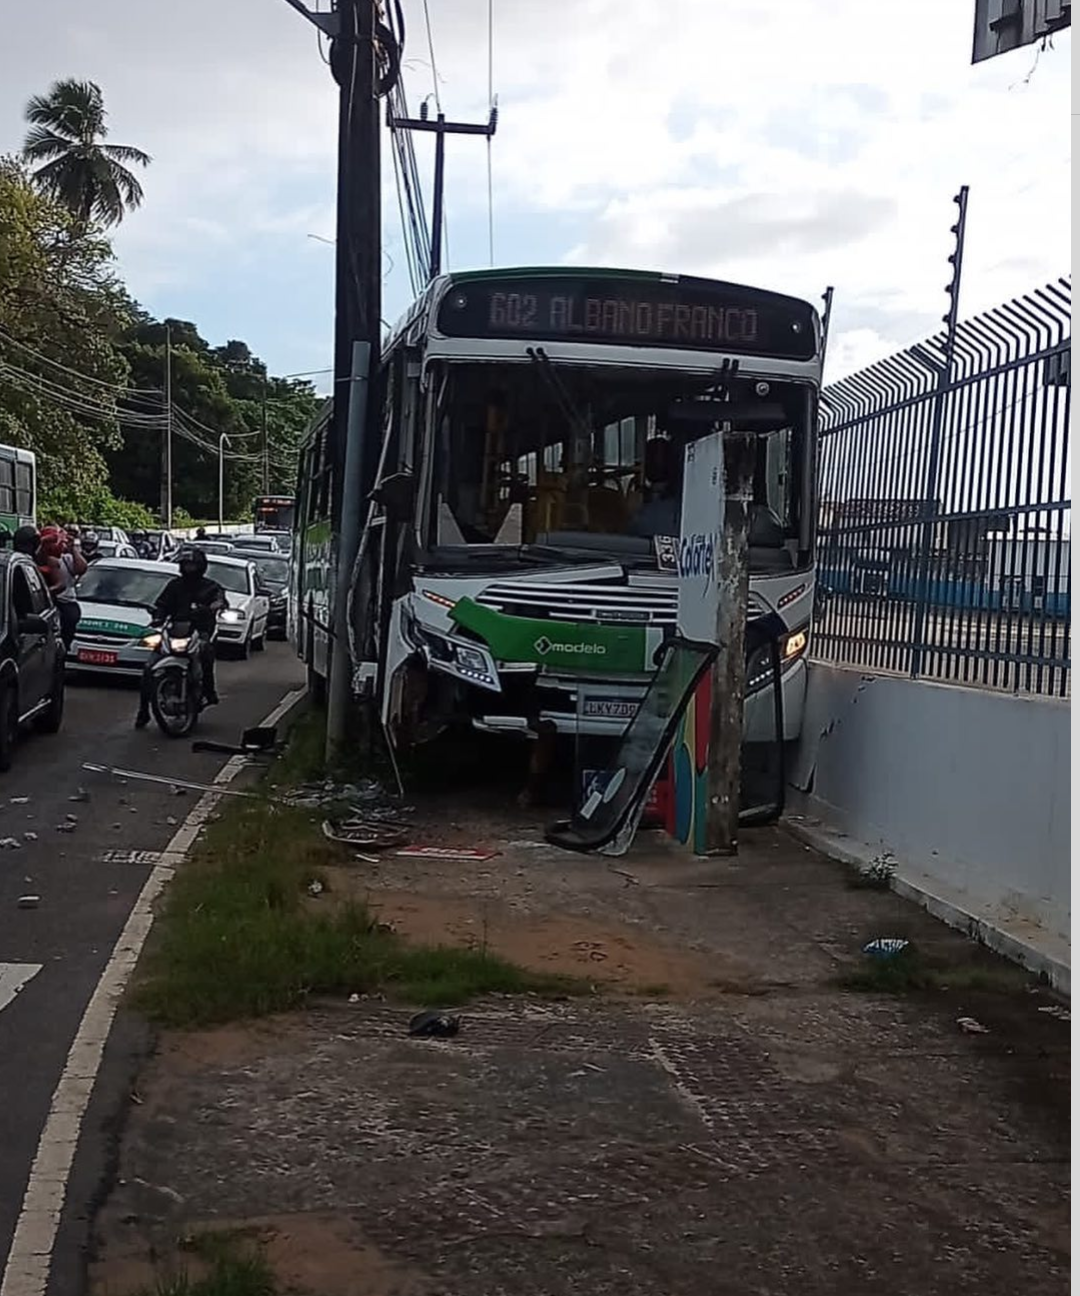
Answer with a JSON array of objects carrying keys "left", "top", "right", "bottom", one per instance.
[{"left": 0, "top": 1, "right": 1070, "bottom": 387}]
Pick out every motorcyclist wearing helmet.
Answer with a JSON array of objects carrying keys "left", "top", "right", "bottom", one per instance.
[
  {"left": 81, "top": 531, "right": 102, "bottom": 563},
  {"left": 135, "top": 546, "right": 226, "bottom": 728}
]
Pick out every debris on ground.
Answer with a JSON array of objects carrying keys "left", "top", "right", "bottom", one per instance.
[
  {"left": 22, "top": 832, "right": 37, "bottom": 843},
  {"left": 9, "top": 797, "right": 28, "bottom": 805},
  {"left": 1038, "top": 1004, "right": 1070, "bottom": 1020},
  {"left": 170, "top": 785, "right": 187, "bottom": 797},
  {"left": 862, "top": 937, "right": 910, "bottom": 959},
  {"left": 396, "top": 846, "right": 498, "bottom": 862},
  {"left": 69, "top": 787, "right": 90, "bottom": 803},
  {"left": 306, "top": 879, "right": 325, "bottom": 898},
  {"left": 55, "top": 821, "right": 76, "bottom": 834},
  {"left": 321, "top": 818, "right": 409, "bottom": 850},
  {"left": 17, "top": 895, "right": 39, "bottom": 909},
  {"left": 408, "top": 1009, "right": 461, "bottom": 1039},
  {"left": 0, "top": 837, "right": 22, "bottom": 850},
  {"left": 165, "top": 816, "right": 179, "bottom": 827},
  {"left": 957, "top": 1016, "right": 990, "bottom": 1035},
  {"left": 285, "top": 777, "right": 391, "bottom": 809}
]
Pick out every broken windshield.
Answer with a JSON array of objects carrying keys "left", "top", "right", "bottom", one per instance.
[{"left": 424, "top": 361, "right": 811, "bottom": 571}]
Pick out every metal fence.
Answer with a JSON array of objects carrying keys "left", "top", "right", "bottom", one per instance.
[{"left": 814, "top": 277, "right": 1071, "bottom": 698}]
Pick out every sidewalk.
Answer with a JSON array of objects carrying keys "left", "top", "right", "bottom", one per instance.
[{"left": 91, "top": 800, "right": 1070, "bottom": 1296}]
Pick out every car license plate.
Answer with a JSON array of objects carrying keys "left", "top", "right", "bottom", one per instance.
[{"left": 77, "top": 648, "right": 118, "bottom": 666}]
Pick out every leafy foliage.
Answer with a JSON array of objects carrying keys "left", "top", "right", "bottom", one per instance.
[
  {"left": 22, "top": 79, "right": 150, "bottom": 228},
  {"left": 0, "top": 73, "right": 316, "bottom": 527}
]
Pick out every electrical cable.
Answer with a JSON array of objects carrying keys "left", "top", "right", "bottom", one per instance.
[{"left": 487, "top": 0, "right": 495, "bottom": 266}]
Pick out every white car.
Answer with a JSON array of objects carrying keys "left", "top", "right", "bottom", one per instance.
[
  {"left": 205, "top": 555, "right": 270, "bottom": 658},
  {"left": 69, "top": 559, "right": 175, "bottom": 677}
]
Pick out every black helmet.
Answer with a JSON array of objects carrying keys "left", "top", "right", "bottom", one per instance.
[
  {"left": 177, "top": 546, "right": 208, "bottom": 578},
  {"left": 13, "top": 525, "right": 39, "bottom": 556}
]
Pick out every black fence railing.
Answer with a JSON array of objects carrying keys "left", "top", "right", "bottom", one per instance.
[{"left": 814, "top": 278, "right": 1071, "bottom": 698}]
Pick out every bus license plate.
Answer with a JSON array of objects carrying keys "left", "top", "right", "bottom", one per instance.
[
  {"left": 582, "top": 696, "right": 638, "bottom": 721},
  {"left": 78, "top": 648, "right": 118, "bottom": 666}
]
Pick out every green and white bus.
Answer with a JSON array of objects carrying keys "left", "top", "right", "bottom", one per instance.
[
  {"left": 292, "top": 267, "right": 822, "bottom": 752},
  {"left": 0, "top": 446, "right": 37, "bottom": 535}
]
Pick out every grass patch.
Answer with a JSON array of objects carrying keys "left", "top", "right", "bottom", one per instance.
[
  {"left": 268, "top": 705, "right": 326, "bottom": 786},
  {"left": 840, "top": 943, "right": 1033, "bottom": 995},
  {"left": 132, "top": 1233, "right": 276, "bottom": 1296},
  {"left": 135, "top": 724, "right": 581, "bottom": 1029}
]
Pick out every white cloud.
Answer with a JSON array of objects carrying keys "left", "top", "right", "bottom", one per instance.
[{"left": 0, "top": 0, "right": 1070, "bottom": 378}]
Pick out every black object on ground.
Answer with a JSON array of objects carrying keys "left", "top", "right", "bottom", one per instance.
[{"left": 408, "top": 1010, "right": 461, "bottom": 1038}]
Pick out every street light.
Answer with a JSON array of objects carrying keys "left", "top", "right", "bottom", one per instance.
[{"left": 218, "top": 433, "right": 230, "bottom": 534}]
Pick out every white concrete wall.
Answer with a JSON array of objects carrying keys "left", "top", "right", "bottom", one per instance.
[{"left": 789, "top": 663, "right": 1070, "bottom": 983}]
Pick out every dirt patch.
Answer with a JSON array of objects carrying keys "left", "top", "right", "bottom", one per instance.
[
  {"left": 91, "top": 1212, "right": 432, "bottom": 1296},
  {"left": 328, "top": 875, "right": 760, "bottom": 998}
]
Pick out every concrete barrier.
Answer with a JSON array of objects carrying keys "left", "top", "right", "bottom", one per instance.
[{"left": 788, "top": 662, "right": 1071, "bottom": 994}]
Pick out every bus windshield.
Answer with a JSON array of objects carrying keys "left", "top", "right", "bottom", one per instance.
[{"left": 425, "top": 362, "right": 811, "bottom": 572}]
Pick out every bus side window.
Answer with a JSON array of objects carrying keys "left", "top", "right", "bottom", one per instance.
[
  {"left": 0, "top": 459, "right": 14, "bottom": 517},
  {"left": 14, "top": 463, "right": 32, "bottom": 518}
]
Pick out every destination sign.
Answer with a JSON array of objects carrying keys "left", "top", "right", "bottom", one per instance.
[{"left": 436, "top": 275, "right": 817, "bottom": 360}]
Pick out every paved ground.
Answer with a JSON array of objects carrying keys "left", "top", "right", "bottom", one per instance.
[
  {"left": 89, "top": 785, "right": 1070, "bottom": 1296},
  {"left": 0, "top": 643, "right": 304, "bottom": 1296}
]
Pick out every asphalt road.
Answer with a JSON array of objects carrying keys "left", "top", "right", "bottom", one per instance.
[{"left": 0, "top": 642, "right": 305, "bottom": 1296}]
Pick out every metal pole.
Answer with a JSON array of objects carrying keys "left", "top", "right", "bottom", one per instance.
[
  {"left": 162, "top": 324, "right": 173, "bottom": 527},
  {"left": 911, "top": 185, "right": 969, "bottom": 678},
  {"left": 326, "top": 341, "right": 371, "bottom": 764},
  {"left": 705, "top": 433, "right": 756, "bottom": 855},
  {"left": 430, "top": 113, "right": 446, "bottom": 279},
  {"left": 261, "top": 376, "right": 270, "bottom": 493},
  {"left": 218, "top": 434, "right": 228, "bottom": 534}
]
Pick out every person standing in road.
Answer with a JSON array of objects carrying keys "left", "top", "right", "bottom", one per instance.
[
  {"left": 37, "top": 525, "right": 87, "bottom": 650},
  {"left": 12, "top": 524, "right": 39, "bottom": 557}
]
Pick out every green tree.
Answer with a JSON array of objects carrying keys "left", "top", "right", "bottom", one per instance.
[
  {"left": 0, "top": 156, "right": 136, "bottom": 515},
  {"left": 22, "top": 79, "right": 150, "bottom": 229}
]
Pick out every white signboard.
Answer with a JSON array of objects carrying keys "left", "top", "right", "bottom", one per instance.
[{"left": 675, "top": 432, "right": 725, "bottom": 643}]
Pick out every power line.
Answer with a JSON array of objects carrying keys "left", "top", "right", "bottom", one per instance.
[
  {"left": 421, "top": 0, "right": 443, "bottom": 112},
  {"left": 487, "top": 0, "right": 495, "bottom": 265}
]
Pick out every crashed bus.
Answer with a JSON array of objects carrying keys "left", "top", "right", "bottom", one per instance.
[{"left": 291, "top": 267, "right": 822, "bottom": 764}]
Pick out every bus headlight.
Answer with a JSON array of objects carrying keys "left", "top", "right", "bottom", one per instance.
[
  {"left": 403, "top": 612, "right": 502, "bottom": 693},
  {"left": 745, "top": 624, "right": 809, "bottom": 694}
]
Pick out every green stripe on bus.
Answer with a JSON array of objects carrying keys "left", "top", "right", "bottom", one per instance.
[{"left": 450, "top": 597, "right": 650, "bottom": 674}]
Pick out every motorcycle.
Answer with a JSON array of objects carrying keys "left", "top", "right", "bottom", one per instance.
[{"left": 145, "top": 619, "right": 206, "bottom": 738}]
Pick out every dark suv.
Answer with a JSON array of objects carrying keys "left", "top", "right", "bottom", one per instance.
[{"left": 0, "top": 552, "right": 66, "bottom": 769}]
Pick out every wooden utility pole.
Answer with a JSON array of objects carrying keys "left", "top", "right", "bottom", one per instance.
[{"left": 705, "top": 433, "right": 756, "bottom": 855}]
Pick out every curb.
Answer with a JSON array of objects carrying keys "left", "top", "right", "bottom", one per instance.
[{"left": 783, "top": 818, "right": 1071, "bottom": 999}]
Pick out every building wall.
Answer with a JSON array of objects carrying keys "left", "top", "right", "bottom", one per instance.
[{"left": 789, "top": 663, "right": 1070, "bottom": 973}]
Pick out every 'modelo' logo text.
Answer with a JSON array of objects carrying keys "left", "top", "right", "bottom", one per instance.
[{"left": 534, "top": 635, "right": 606, "bottom": 657}]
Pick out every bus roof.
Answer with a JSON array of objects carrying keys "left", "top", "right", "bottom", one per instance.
[{"left": 386, "top": 266, "right": 822, "bottom": 369}]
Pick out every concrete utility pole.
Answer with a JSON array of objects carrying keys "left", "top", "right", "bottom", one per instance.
[
  {"left": 705, "top": 433, "right": 757, "bottom": 855},
  {"left": 387, "top": 104, "right": 498, "bottom": 280},
  {"left": 283, "top": 0, "right": 386, "bottom": 761}
]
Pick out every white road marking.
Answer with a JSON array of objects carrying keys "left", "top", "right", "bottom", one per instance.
[
  {"left": 0, "top": 686, "right": 306, "bottom": 1296},
  {"left": 0, "top": 965, "right": 43, "bottom": 1017}
]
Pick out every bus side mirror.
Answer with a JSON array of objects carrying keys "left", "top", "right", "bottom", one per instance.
[{"left": 371, "top": 472, "right": 416, "bottom": 523}]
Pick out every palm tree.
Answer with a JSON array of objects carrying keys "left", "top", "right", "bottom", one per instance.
[{"left": 22, "top": 79, "right": 151, "bottom": 229}]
